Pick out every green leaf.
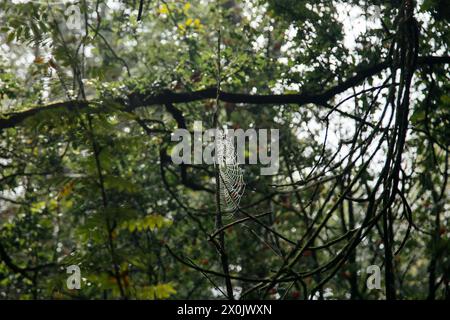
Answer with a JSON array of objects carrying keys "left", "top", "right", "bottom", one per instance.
[
  {"left": 104, "top": 176, "right": 138, "bottom": 193},
  {"left": 120, "top": 214, "right": 172, "bottom": 232},
  {"left": 137, "top": 283, "right": 177, "bottom": 300},
  {"left": 6, "top": 32, "right": 15, "bottom": 44},
  {"left": 410, "top": 110, "right": 425, "bottom": 123}
]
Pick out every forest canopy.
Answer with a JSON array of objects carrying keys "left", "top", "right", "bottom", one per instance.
[{"left": 0, "top": 0, "right": 449, "bottom": 300}]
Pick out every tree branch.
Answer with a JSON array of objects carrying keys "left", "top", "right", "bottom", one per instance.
[{"left": 1, "top": 56, "right": 448, "bottom": 131}]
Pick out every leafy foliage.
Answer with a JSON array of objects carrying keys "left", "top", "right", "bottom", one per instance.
[{"left": 0, "top": 0, "right": 448, "bottom": 300}]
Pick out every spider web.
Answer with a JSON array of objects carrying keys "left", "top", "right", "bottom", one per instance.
[{"left": 215, "top": 129, "right": 245, "bottom": 216}]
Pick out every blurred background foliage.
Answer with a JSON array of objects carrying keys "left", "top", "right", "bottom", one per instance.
[{"left": 0, "top": 0, "right": 448, "bottom": 299}]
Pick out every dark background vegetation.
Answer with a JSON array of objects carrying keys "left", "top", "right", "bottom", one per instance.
[{"left": 0, "top": 0, "right": 449, "bottom": 299}]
